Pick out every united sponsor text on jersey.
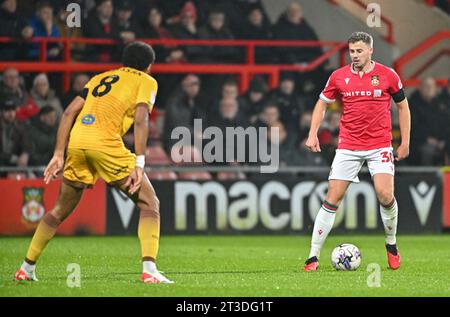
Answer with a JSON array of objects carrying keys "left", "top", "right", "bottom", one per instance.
[{"left": 341, "top": 90, "right": 383, "bottom": 97}]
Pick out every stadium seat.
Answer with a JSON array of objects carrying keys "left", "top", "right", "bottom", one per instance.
[
  {"left": 217, "top": 171, "right": 246, "bottom": 180},
  {"left": 170, "top": 145, "right": 213, "bottom": 180},
  {"left": 149, "top": 109, "right": 164, "bottom": 142},
  {"left": 145, "top": 144, "right": 171, "bottom": 165},
  {"left": 170, "top": 145, "right": 203, "bottom": 165},
  {"left": 7, "top": 172, "right": 28, "bottom": 180},
  {"left": 146, "top": 171, "right": 178, "bottom": 180},
  {"left": 177, "top": 171, "right": 212, "bottom": 180}
]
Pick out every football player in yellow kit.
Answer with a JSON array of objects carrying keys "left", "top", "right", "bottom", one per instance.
[{"left": 14, "top": 42, "right": 173, "bottom": 284}]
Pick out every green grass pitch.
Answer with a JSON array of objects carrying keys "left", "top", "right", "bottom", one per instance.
[{"left": 1, "top": 235, "right": 450, "bottom": 297}]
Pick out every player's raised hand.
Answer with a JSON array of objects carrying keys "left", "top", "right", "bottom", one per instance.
[
  {"left": 44, "top": 155, "right": 64, "bottom": 184},
  {"left": 305, "top": 135, "right": 321, "bottom": 152},
  {"left": 125, "top": 167, "right": 144, "bottom": 195},
  {"left": 395, "top": 144, "right": 410, "bottom": 161}
]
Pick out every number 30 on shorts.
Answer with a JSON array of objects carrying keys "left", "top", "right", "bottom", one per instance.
[{"left": 380, "top": 151, "right": 394, "bottom": 163}]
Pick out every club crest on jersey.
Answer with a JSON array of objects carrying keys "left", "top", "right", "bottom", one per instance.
[
  {"left": 22, "top": 187, "right": 45, "bottom": 224},
  {"left": 81, "top": 114, "right": 95, "bottom": 125},
  {"left": 344, "top": 78, "right": 350, "bottom": 85},
  {"left": 371, "top": 75, "right": 380, "bottom": 86}
]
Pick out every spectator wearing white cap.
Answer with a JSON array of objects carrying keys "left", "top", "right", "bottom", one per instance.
[{"left": 30, "top": 73, "right": 63, "bottom": 119}]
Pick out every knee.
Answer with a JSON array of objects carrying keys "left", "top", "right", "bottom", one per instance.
[
  {"left": 138, "top": 194, "right": 160, "bottom": 213},
  {"left": 325, "top": 181, "right": 350, "bottom": 206},
  {"left": 140, "top": 208, "right": 160, "bottom": 219},
  {"left": 49, "top": 205, "right": 64, "bottom": 221},
  {"left": 376, "top": 189, "right": 394, "bottom": 206},
  {"left": 46, "top": 211, "right": 63, "bottom": 226}
]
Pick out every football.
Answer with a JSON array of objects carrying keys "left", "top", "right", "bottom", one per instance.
[{"left": 331, "top": 244, "right": 362, "bottom": 271}]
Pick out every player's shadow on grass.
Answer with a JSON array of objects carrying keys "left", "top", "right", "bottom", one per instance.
[
  {"left": 98, "top": 269, "right": 284, "bottom": 278},
  {"left": 167, "top": 269, "right": 283, "bottom": 275}
]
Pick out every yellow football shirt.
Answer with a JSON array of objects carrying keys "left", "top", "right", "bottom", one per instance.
[{"left": 68, "top": 67, "right": 157, "bottom": 154}]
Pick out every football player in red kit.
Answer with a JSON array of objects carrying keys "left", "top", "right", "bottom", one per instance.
[{"left": 303, "top": 32, "right": 411, "bottom": 271}]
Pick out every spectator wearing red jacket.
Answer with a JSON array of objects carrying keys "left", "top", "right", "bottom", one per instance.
[{"left": 0, "top": 67, "right": 39, "bottom": 122}]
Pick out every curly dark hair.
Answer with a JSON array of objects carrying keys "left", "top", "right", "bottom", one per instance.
[
  {"left": 348, "top": 32, "right": 373, "bottom": 48},
  {"left": 122, "top": 42, "right": 156, "bottom": 71}
]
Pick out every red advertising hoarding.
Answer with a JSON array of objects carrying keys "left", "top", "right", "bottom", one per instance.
[
  {"left": 1, "top": 171, "right": 448, "bottom": 235},
  {"left": 0, "top": 179, "right": 106, "bottom": 235}
]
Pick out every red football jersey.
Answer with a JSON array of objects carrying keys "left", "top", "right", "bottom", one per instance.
[{"left": 320, "top": 61, "right": 403, "bottom": 150}]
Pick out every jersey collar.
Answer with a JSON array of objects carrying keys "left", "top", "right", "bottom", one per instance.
[
  {"left": 121, "top": 66, "right": 147, "bottom": 75},
  {"left": 350, "top": 60, "right": 376, "bottom": 75}
]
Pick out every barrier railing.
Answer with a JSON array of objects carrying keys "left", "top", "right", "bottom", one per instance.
[
  {"left": 394, "top": 30, "right": 450, "bottom": 87},
  {"left": 0, "top": 37, "right": 347, "bottom": 92},
  {"left": 410, "top": 48, "right": 450, "bottom": 79},
  {"left": 0, "top": 165, "right": 443, "bottom": 174}
]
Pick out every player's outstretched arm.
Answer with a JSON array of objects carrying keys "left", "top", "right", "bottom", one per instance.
[
  {"left": 305, "top": 98, "right": 328, "bottom": 153},
  {"left": 125, "top": 103, "right": 149, "bottom": 195},
  {"left": 395, "top": 98, "right": 411, "bottom": 161},
  {"left": 44, "top": 96, "right": 85, "bottom": 184}
]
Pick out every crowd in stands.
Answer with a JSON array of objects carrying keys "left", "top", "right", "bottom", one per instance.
[
  {"left": 1, "top": 65, "right": 449, "bottom": 172},
  {"left": 0, "top": 0, "right": 449, "bottom": 177},
  {"left": 0, "top": 0, "right": 323, "bottom": 64}
]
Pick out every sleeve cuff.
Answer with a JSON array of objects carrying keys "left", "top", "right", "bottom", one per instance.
[
  {"left": 78, "top": 88, "right": 88, "bottom": 100},
  {"left": 319, "top": 93, "right": 335, "bottom": 104}
]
